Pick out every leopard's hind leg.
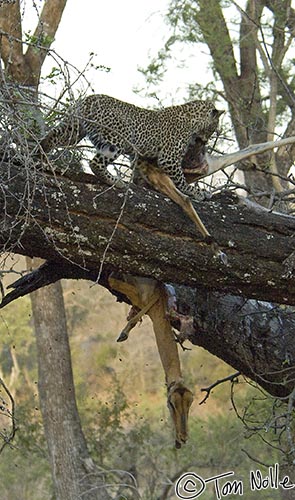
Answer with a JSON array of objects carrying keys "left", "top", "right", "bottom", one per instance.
[{"left": 40, "top": 115, "right": 84, "bottom": 154}]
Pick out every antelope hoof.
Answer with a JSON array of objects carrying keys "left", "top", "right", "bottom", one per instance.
[
  {"left": 210, "top": 242, "right": 228, "bottom": 266},
  {"left": 116, "top": 331, "right": 128, "bottom": 342}
]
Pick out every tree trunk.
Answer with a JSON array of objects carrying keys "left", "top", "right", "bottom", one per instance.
[
  {"left": 0, "top": 3, "right": 106, "bottom": 493},
  {"left": 30, "top": 258, "right": 109, "bottom": 500}
]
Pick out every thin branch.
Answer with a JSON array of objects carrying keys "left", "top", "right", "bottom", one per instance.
[
  {"left": 241, "top": 448, "right": 273, "bottom": 468},
  {"left": 0, "top": 377, "right": 17, "bottom": 453},
  {"left": 199, "top": 371, "right": 241, "bottom": 405}
]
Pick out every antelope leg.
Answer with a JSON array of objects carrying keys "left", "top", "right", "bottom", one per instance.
[
  {"left": 140, "top": 162, "right": 227, "bottom": 263},
  {"left": 109, "top": 275, "right": 194, "bottom": 447},
  {"left": 117, "top": 293, "right": 160, "bottom": 342}
]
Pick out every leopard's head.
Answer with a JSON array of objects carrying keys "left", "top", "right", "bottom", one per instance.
[
  {"left": 189, "top": 101, "right": 224, "bottom": 142},
  {"left": 200, "top": 103, "right": 224, "bottom": 142}
]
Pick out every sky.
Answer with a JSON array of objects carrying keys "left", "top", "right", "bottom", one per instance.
[
  {"left": 22, "top": 0, "right": 295, "bottom": 164},
  {"left": 34, "top": 0, "right": 211, "bottom": 106},
  {"left": 40, "top": 0, "right": 173, "bottom": 104}
]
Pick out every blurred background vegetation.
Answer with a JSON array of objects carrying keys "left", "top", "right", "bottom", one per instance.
[{"left": 0, "top": 257, "right": 282, "bottom": 500}]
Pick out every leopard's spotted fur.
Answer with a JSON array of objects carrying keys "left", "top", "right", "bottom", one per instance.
[{"left": 40, "top": 94, "right": 222, "bottom": 196}]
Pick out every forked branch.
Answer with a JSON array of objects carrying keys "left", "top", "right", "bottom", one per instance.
[{"left": 199, "top": 371, "right": 241, "bottom": 405}]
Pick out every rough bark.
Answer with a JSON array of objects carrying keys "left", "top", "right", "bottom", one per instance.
[
  {"left": 1, "top": 161, "right": 295, "bottom": 401},
  {"left": 0, "top": 0, "right": 67, "bottom": 85},
  {"left": 1, "top": 162, "right": 294, "bottom": 304},
  {"left": 175, "top": 285, "right": 295, "bottom": 400},
  {"left": 0, "top": 2, "right": 106, "bottom": 496},
  {"left": 30, "top": 262, "right": 106, "bottom": 499},
  {"left": 2, "top": 256, "right": 295, "bottom": 402}
]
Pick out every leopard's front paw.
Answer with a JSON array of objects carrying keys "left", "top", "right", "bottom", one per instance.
[{"left": 193, "top": 188, "right": 211, "bottom": 201}]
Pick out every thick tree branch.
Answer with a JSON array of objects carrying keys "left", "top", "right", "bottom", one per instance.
[
  {"left": 1, "top": 159, "right": 295, "bottom": 400},
  {"left": 0, "top": 0, "right": 67, "bottom": 86},
  {"left": 240, "top": 1, "right": 263, "bottom": 85},
  {"left": 25, "top": 0, "right": 68, "bottom": 83},
  {"left": 2, "top": 259, "right": 295, "bottom": 402},
  {"left": 195, "top": 0, "right": 238, "bottom": 88},
  {"left": 0, "top": 162, "right": 295, "bottom": 305},
  {"left": 195, "top": 0, "right": 266, "bottom": 150},
  {"left": 0, "top": 0, "right": 22, "bottom": 65},
  {"left": 181, "top": 287, "right": 295, "bottom": 400}
]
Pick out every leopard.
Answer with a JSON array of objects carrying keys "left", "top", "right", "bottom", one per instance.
[{"left": 39, "top": 94, "right": 223, "bottom": 198}]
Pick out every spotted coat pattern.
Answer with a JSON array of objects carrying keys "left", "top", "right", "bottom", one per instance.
[{"left": 40, "top": 94, "right": 222, "bottom": 196}]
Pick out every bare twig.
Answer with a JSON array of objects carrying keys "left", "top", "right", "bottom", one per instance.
[
  {"left": 285, "top": 386, "right": 295, "bottom": 461},
  {"left": 0, "top": 377, "right": 17, "bottom": 453},
  {"left": 199, "top": 371, "right": 241, "bottom": 405},
  {"left": 241, "top": 448, "right": 272, "bottom": 468}
]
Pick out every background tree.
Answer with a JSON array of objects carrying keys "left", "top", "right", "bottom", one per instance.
[
  {"left": 143, "top": 0, "right": 295, "bottom": 201},
  {"left": 0, "top": 1, "right": 110, "bottom": 498}
]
